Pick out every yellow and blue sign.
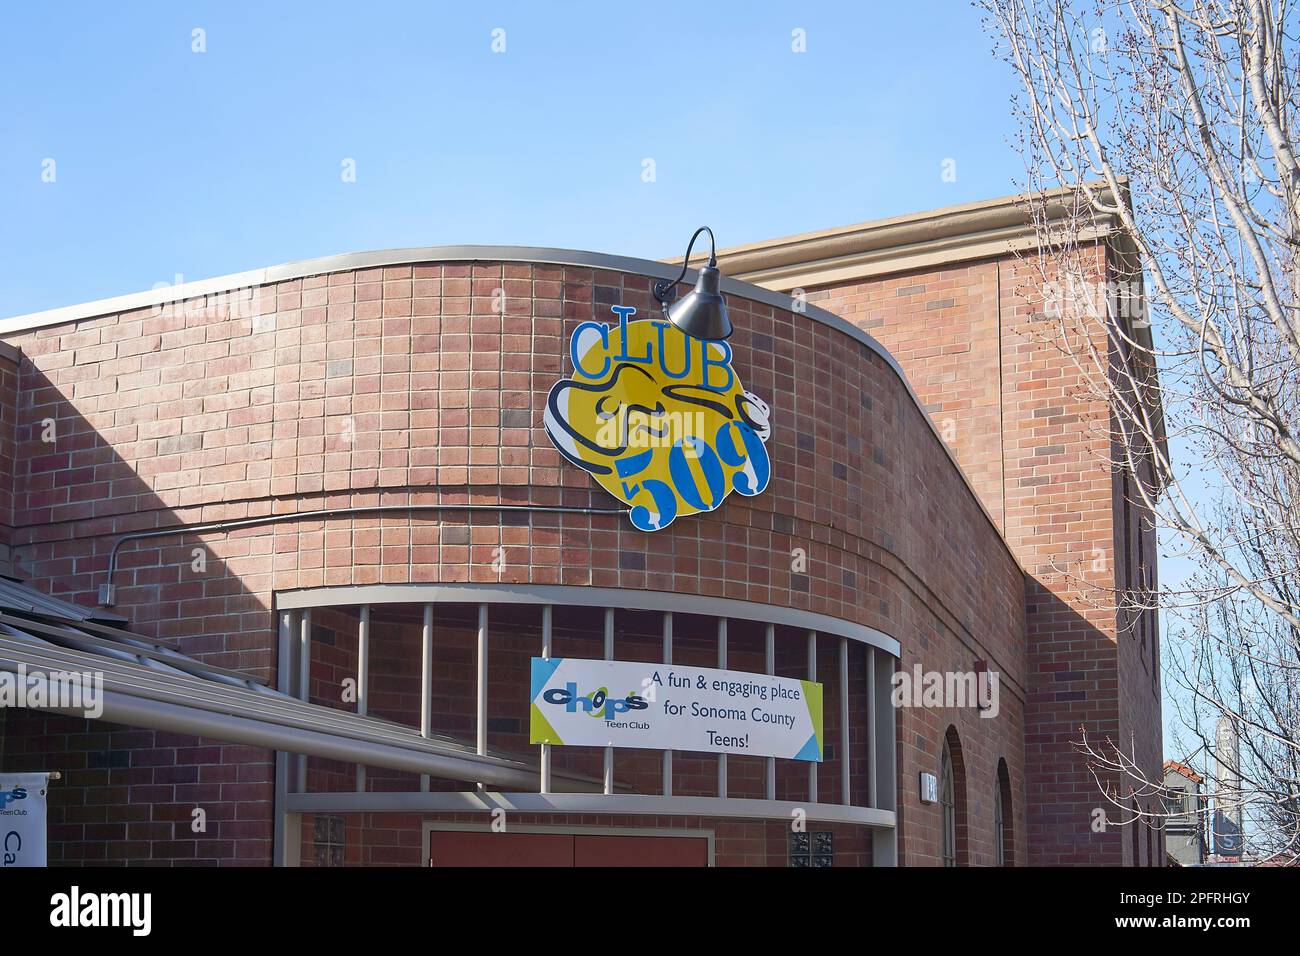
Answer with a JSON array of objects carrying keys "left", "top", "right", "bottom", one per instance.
[{"left": 544, "top": 305, "right": 772, "bottom": 531}]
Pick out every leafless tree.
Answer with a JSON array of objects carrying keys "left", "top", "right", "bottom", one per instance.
[{"left": 980, "top": 0, "right": 1299, "bottom": 863}]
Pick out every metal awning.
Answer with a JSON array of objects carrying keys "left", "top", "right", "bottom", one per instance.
[
  {"left": 0, "top": 581, "right": 599, "bottom": 792},
  {"left": 0, "top": 575, "right": 127, "bottom": 623}
]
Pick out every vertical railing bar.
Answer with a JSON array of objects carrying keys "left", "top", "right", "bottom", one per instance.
[
  {"left": 840, "top": 636, "right": 850, "bottom": 806},
  {"left": 278, "top": 610, "right": 296, "bottom": 695},
  {"left": 476, "top": 603, "right": 488, "bottom": 792},
  {"left": 866, "top": 645, "right": 877, "bottom": 810},
  {"left": 272, "top": 609, "right": 294, "bottom": 866},
  {"left": 662, "top": 611, "right": 673, "bottom": 797},
  {"left": 296, "top": 609, "right": 311, "bottom": 794},
  {"left": 421, "top": 603, "right": 433, "bottom": 793},
  {"left": 603, "top": 607, "right": 615, "bottom": 796},
  {"left": 355, "top": 605, "right": 370, "bottom": 794},
  {"left": 765, "top": 622, "right": 776, "bottom": 802},
  {"left": 717, "top": 617, "right": 728, "bottom": 799},
  {"left": 808, "top": 630, "right": 817, "bottom": 804},
  {"left": 540, "top": 604, "right": 552, "bottom": 796}
]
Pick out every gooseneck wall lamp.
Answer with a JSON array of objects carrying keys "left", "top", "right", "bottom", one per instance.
[{"left": 653, "top": 226, "right": 733, "bottom": 341}]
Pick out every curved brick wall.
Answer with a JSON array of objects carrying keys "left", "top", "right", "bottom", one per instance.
[{"left": 1, "top": 255, "right": 1027, "bottom": 865}]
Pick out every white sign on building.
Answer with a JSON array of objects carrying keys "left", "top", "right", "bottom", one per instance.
[
  {"left": 1, "top": 772, "right": 51, "bottom": 867},
  {"left": 529, "top": 657, "right": 823, "bottom": 761}
]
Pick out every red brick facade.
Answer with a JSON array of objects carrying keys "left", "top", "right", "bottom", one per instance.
[
  {"left": 0, "top": 344, "right": 17, "bottom": 575},
  {"left": 798, "top": 245, "right": 1163, "bottom": 865},
  {"left": 0, "top": 225, "right": 1153, "bottom": 866}
]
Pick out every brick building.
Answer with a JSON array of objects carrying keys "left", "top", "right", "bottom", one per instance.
[{"left": 0, "top": 185, "right": 1163, "bottom": 866}]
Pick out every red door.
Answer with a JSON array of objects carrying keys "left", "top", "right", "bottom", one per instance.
[
  {"left": 428, "top": 831, "right": 573, "bottom": 867},
  {"left": 429, "top": 830, "right": 708, "bottom": 867},
  {"left": 573, "top": 834, "right": 708, "bottom": 867}
]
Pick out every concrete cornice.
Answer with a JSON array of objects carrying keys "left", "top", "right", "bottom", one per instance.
[
  {"left": 2, "top": 246, "right": 708, "bottom": 337},
  {"left": 681, "top": 183, "right": 1127, "bottom": 291},
  {"left": 685, "top": 179, "right": 1169, "bottom": 489}
]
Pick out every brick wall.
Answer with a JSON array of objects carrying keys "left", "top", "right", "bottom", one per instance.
[
  {"left": 1, "top": 713, "right": 272, "bottom": 865},
  {"left": 1, "top": 258, "right": 1026, "bottom": 865},
  {"left": 0, "top": 346, "right": 18, "bottom": 768},
  {"left": 0, "top": 345, "right": 17, "bottom": 575},
  {"left": 803, "top": 244, "right": 1161, "bottom": 865}
]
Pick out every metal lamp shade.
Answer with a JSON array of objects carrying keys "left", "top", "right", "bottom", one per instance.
[{"left": 666, "top": 264, "right": 732, "bottom": 340}]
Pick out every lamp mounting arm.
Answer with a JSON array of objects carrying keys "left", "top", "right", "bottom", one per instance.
[{"left": 654, "top": 226, "right": 717, "bottom": 305}]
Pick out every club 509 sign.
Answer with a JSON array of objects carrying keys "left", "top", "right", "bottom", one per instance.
[{"left": 544, "top": 305, "right": 772, "bottom": 531}]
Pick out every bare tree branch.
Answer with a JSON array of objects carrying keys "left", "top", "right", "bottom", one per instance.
[{"left": 981, "top": 0, "right": 1300, "bottom": 864}]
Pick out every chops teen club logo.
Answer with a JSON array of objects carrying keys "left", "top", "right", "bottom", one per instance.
[
  {"left": 544, "top": 305, "right": 772, "bottom": 531},
  {"left": 541, "top": 682, "right": 648, "bottom": 722}
]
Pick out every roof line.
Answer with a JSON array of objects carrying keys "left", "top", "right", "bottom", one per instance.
[
  {"left": 1, "top": 244, "right": 844, "bottom": 336},
  {"left": 675, "top": 182, "right": 1128, "bottom": 285}
]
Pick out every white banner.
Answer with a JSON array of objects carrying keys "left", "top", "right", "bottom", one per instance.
[
  {"left": 1, "top": 773, "right": 50, "bottom": 867},
  {"left": 530, "top": 658, "right": 823, "bottom": 761}
]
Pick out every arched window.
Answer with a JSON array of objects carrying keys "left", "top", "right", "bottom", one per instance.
[
  {"left": 940, "top": 742, "right": 956, "bottom": 866},
  {"left": 995, "top": 758, "right": 1014, "bottom": 866},
  {"left": 939, "top": 726, "right": 967, "bottom": 866}
]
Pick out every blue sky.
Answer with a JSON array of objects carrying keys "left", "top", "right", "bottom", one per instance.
[
  {"left": 2, "top": 3, "right": 1197, "bottom": 753},
  {"left": 0, "top": 0, "right": 1022, "bottom": 316}
]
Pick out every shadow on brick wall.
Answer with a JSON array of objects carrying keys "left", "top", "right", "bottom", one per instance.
[{"left": 1, "top": 360, "right": 280, "bottom": 865}]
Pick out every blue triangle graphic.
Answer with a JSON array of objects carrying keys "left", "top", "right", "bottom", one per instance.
[
  {"left": 793, "top": 732, "right": 822, "bottom": 763},
  {"left": 531, "top": 657, "right": 564, "bottom": 701}
]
